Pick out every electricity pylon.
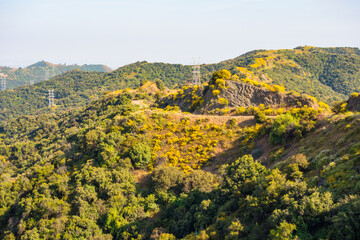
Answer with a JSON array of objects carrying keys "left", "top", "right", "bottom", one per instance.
[
  {"left": 48, "top": 89, "right": 55, "bottom": 107},
  {"left": 192, "top": 59, "right": 201, "bottom": 86}
]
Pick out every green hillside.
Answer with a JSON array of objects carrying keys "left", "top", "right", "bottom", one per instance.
[
  {"left": 0, "top": 60, "right": 112, "bottom": 89},
  {"left": 1, "top": 47, "right": 360, "bottom": 123},
  {"left": 0, "top": 61, "right": 199, "bottom": 122},
  {"left": 0, "top": 75, "right": 359, "bottom": 239},
  {"left": 217, "top": 46, "right": 360, "bottom": 103}
]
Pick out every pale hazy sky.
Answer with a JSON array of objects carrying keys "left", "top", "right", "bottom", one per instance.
[{"left": 1, "top": 0, "right": 359, "bottom": 69}]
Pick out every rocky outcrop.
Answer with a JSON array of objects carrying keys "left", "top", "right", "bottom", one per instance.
[
  {"left": 347, "top": 94, "right": 360, "bottom": 112},
  {"left": 200, "top": 80, "right": 318, "bottom": 112},
  {"left": 159, "top": 87, "right": 204, "bottom": 112},
  {"left": 159, "top": 80, "right": 319, "bottom": 113}
]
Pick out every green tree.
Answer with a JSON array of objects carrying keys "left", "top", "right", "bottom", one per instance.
[
  {"left": 183, "top": 170, "right": 219, "bottom": 193},
  {"left": 222, "top": 155, "right": 266, "bottom": 195},
  {"left": 129, "top": 142, "right": 152, "bottom": 169},
  {"left": 268, "top": 220, "right": 297, "bottom": 240},
  {"left": 152, "top": 166, "right": 184, "bottom": 191}
]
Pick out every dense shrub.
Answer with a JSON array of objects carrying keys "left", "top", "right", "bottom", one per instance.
[
  {"left": 332, "top": 101, "right": 348, "bottom": 113},
  {"left": 212, "top": 90, "right": 220, "bottom": 96},
  {"left": 288, "top": 154, "right": 309, "bottom": 170},
  {"left": 222, "top": 155, "right": 266, "bottom": 195},
  {"left": 328, "top": 197, "right": 360, "bottom": 240},
  {"left": 254, "top": 111, "right": 267, "bottom": 123},
  {"left": 129, "top": 142, "right": 152, "bottom": 169},
  {"left": 183, "top": 170, "right": 219, "bottom": 193},
  {"left": 211, "top": 70, "right": 231, "bottom": 84},
  {"left": 152, "top": 166, "right": 184, "bottom": 191},
  {"left": 270, "top": 114, "right": 300, "bottom": 145}
]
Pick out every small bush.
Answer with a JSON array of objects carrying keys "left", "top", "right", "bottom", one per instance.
[
  {"left": 236, "top": 107, "right": 246, "bottom": 115},
  {"left": 218, "top": 98, "right": 229, "bottom": 105},
  {"left": 350, "top": 92, "right": 359, "bottom": 98},
  {"left": 220, "top": 108, "right": 230, "bottom": 115},
  {"left": 227, "top": 118, "right": 237, "bottom": 127},
  {"left": 212, "top": 90, "right": 221, "bottom": 96},
  {"left": 215, "top": 79, "right": 226, "bottom": 89},
  {"left": 288, "top": 154, "right": 309, "bottom": 170},
  {"left": 211, "top": 69, "right": 231, "bottom": 83},
  {"left": 254, "top": 111, "right": 267, "bottom": 123},
  {"left": 273, "top": 84, "right": 285, "bottom": 93}
]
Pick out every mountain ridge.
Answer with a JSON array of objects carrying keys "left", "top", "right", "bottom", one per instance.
[{"left": 1, "top": 46, "right": 360, "bottom": 123}]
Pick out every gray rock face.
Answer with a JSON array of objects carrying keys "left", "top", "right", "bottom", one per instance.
[
  {"left": 159, "top": 80, "right": 319, "bottom": 113},
  {"left": 201, "top": 80, "right": 318, "bottom": 112},
  {"left": 159, "top": 87, "right": 204, "bottom": 112}
]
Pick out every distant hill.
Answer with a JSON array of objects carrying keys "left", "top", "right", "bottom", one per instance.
[
  {"left": 0, "top": 60, "right": 112, "bottom": 89},
  {"left": 0, "top": 62, "right": 196, "bottom": 122},
  {"left": 1, "top": 46, "right": 360, "bottom": 122}
]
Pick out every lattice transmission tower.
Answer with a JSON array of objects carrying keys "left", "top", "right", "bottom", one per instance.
[
  {"left": 192, "top": 59, "right": 201, "bottom": 86},
  {"left": 52, "top": 66, "right": 57, "bottom": 77},
  {"left": 0, "top": 76, "right": 6, "bottom": 91},
  {"left": 48, "top": 89, "right": 55, "bottom": 107}
]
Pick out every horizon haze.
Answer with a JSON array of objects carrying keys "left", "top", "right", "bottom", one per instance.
[{"left": 1, "top": 0, "right": 359, "bottom": 69}]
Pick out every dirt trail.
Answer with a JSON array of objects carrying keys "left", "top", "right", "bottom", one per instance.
[
  {"left": 132, "top": 100, "right": 149, "bottom": 108},
  {"left": 169, "top": 112, "right": 276, "bottom": 125},
  {"left": 169, "top": 113, "right": 256, "bottom": 126},
  {"left": 140, "top": 108, "right": 276, "bottom": 127}
]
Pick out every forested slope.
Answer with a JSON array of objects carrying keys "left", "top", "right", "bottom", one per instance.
[
  {"left": 0, "top": 75, "right": 359, "bottom": 239},
  {"left": 0, "top": 62, "right": 201, "bottom": 122},
  {"left": 220, "top": 46, "right": 360, "bottom": 103}
]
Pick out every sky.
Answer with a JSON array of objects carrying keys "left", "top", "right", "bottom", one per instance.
[{"left": 0, "top": 0, "right": 359, "bottom": 69}]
